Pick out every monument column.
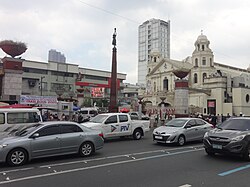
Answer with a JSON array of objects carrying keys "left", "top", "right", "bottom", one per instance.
[
  {"left": 173, "top": 69, "right": 190, "bottom": 118},
  {"left": 109, "top": 28, "right": 118, "bottom": 113},
  {"left": 174, "top": 80, "right": 189, "bottom": 117}
]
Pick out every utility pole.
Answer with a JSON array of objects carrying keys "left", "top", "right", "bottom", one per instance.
[{"left": 40, "top": 76, "right": 45, "bottom": 96}]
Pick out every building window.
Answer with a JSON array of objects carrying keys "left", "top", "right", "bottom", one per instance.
[
  {"left": 154, "top": 57, "right": 157, "bottom": 62},
  {"left": 202, "top": 45, "right": 205, "bottom": 51},
  {"left": 195, "top": 58, "right": 198, "bottom": 67},
  {"left": 204, "top": 108, "right": 206, "bottom": 114},
  {"left": 163, "top": 78, "right": 168, "bottom": 90},
  {"left": 194, "top": 73, "right": 198, "bottom": 83},
  {"left": 202, "top": 57, "right": 206, "bottom": 65},
  {"left": 154, "top": 82, "right": 156, "bottom": 92},
  {"left": 51, "top": 83, "right": 71, "bottom": 91},
  {"left": 85, "top": 75, "right": 107, "bottom": 81},
  {"left": 23, "top": 67, "right": 48, "bottom": 75},
  {"left": 210, "top": 58, "right": 212, "bottom": 66},
  {"left": 51, "top": 71, "right": 74, "bottom": 77},
  {"left": 246, "top": 94, "right": 249, "bottom": 103},
  {"left": 203, "top": 73, "right": 207, "bottom": 82},
  {"left": 148, "top": 68, "right": 151, "bottom": 73}
]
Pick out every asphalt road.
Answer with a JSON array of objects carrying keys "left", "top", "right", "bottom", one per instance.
[{"left": 0, "top": 128, "right": 250, "bottom": 187}]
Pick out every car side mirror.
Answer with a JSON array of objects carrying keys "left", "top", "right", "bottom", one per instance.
[
  {"left": 185, "top": 124, "right": 192, "bottom": 128},
  {"left": 31, "top": 133, "right": 40, "bottom": 139}
]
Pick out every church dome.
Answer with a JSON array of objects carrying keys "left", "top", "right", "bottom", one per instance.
[
  {"left": 196, "top": 34, "right": 209, "bottom": 43},
  {"left": 197, "top": 34, "right": 208, "bottom": 40}
]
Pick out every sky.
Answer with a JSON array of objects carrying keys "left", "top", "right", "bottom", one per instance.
[{"left": 0, "top": 0, "right": 250, "bottom": 84}]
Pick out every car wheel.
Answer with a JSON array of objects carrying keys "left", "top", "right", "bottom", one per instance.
[
  {"left": 242, "top": 144, "right": 250, "bottom": 161},
  {"left": 177, "top": 135, "right": 185, "bottom": 146},
  {"left": 7, "top": 148, "right": 28, "bottom": 166},
  {"left": 133, "top": 129, "right": 143, "bottom": 140},
  {"left": 205, "top": 148, "right": 215, "bottom": 156},
  {"left": 79, "top": 142, "right": 94, "bottom": 157}
]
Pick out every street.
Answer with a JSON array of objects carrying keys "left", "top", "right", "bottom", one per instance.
[{"left": 0, "top": 128, "right": 249, "bottom": 187}]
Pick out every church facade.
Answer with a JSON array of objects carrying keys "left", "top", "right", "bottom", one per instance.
[{"left": 142, "top": 34, "right": 250, "bottom": 116}]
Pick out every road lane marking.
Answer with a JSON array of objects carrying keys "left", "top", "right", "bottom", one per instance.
[
  {"left": 39, "top": 146, "right": 203, "bottom": 168},
  {"left": 218, "top": 164, "right": 250, "bottom": 176},
  {"left": 179, "top": 184, "right": 192, "bottom": 187},
  {"left": 0, "top": 148, "right": 203, "bottom": 185},
  {"left": 0, "top": 167, "right": 34, "bottom": 174}
]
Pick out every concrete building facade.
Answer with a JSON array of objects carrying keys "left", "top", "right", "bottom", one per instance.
[
  {"left": 143, "top": 34, "right": 250, "bottom": 116},
  {"left": 0, "top": 57, "right": 126, "bottom": 107}
]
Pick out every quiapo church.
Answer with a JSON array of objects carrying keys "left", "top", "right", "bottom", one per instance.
[{"left": 142, "top": 33, "right": 250, "bottom": 117}]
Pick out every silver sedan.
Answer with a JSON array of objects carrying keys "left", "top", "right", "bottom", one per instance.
[
  {"left": 0, "top": 121, "right": 104, "bottom": 166},
  {"left": 153, "top": 118, "right": 213, "bottom": 146}
]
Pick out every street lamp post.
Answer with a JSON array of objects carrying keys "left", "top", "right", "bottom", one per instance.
[{"left": 40, "top": 76, "right": 45, "bottom": 96}]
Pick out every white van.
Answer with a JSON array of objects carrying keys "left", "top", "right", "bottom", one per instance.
[
  {"left": 78, "top": 107, "right": 98, "bottom": 121},
  {"left": 0, "top": 108, "right": 42, "bottom": 133}
]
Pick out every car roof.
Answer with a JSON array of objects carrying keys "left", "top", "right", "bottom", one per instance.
[
  {"left": 98, "top": 113, "right": 128, "bottom": 116},
  {"left": 227, "top": 117, "right": 250, "bottom": 120},
  {"left": 173, "top": 118, "right": 203, "bottom": 120},
  {"left": 39, "top": 121, "right": 79, "bottom": 126},
  {"left": 0, "top": 108, "right": 40, "bottom": 112}
]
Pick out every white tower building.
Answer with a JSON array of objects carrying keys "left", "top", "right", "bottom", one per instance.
[{"left": 138, "top": 18, "right": 170, "bottom": 86}]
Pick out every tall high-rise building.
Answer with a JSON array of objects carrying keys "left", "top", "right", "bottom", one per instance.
[
  {"left": 138, "top": 19, "right": 170, "bottom": 86},
  {"left": 48, "top": 49, "right": 66, "bottom": 63}
]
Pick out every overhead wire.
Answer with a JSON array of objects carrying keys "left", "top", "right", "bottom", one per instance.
[
  {"left": 78, "top": 0, "right": 247, "bottom": 66},
  {"left": 78, "top": 0, "right": 139, "bottom": 24}
]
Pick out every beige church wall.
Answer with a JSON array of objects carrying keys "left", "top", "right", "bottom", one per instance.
[
  {"left": 222, "top": 103, "right": 233, "bottom": 115},
  {"left": 210, "top": 88, "right": 224, "bottom": 115},
  {"left": 232, "top": 87, "right": 250, "bottom": 116},
  {"left": 189, "top": 93, "right": 206, "bottom": 114}
]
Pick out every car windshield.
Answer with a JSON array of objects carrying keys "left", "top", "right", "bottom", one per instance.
[
  {"left": 89, "top": 115, "right": 109, "bottom": 123},
  {"left": 165, "top": 119, "right": 187, "bottom": 127},
  {"left": 218, "top": 119, "right": 250, "bottom": 131},
  {"left": 15, "top": 123, "right": 42, "bottom": 137}
]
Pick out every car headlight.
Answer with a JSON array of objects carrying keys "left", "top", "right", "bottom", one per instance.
[
  {"left": 203, "top": 132, "right": 208, "bottom": 138},
  {"left": 0, "top": 144, "right": 8, "bottom": 149},
  {"left": 231, "top": 135, "right": 245, "bottom": 142}
]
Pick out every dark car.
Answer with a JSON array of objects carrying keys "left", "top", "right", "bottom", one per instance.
[{"left": 203, "top": 117, "right": 250, "bottom": 160}]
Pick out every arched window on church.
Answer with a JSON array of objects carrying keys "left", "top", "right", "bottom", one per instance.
[
  {"left": 163, "top": 78, "right": 168, "bottom": 91},
  {"left": 148, "top": 68, "right": 151, "bottom": 73},
  {"left": 202, "top": 45, "right": 205, "bottom": 51},
  {"left": 195, "top": 58, "right": 198, "bottom": 67},
  {"left": 154, "top": 57, "right": 157, "bottom": 62},
  {"left": 203, "top": 73, "right": 207, "bottom": 82},
  {"left": 210, "top": 58, "right": 213, "bottom": 66},
  {"left": 197, "top": 44, "right": 200, "bottom": 51},
  {"left": 194, "top": 73, "right": 198, "bottom": 83},
  {"left": 202, "top": 57, "right": 206, "bottom": 65},
  {"left": 154, "top": 82, "right": 156, "bottom": 92}
]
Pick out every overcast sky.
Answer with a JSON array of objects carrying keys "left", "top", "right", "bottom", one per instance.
[{"left": 0, "top": 0, "right": 250, "bottom": 83}]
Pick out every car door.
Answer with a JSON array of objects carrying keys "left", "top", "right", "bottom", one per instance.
[
  {"left": 103, "top": 115, "right": 119, "bottom": 137},
  {"left": 183, "top": 119, "right": 198, "bottom": 141},
  {"left": 60, "top": 124, "right": 85, "bottom": 153},
  {"left": 195, "top": 119, "right": 211, "bottom": 139},
  {"left": 118, "top": 114, "right": 131, "bottom": 136},
  {"left": 30, "top": 125, "right": 61, "bottom": 158}
]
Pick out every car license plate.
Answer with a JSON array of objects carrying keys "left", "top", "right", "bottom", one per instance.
[
  {"left": 212, "top": 144, "right": 222, "bottom": 149},
  {"left": 154, "top": 136, "right": 163, "bottom": 140}
]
